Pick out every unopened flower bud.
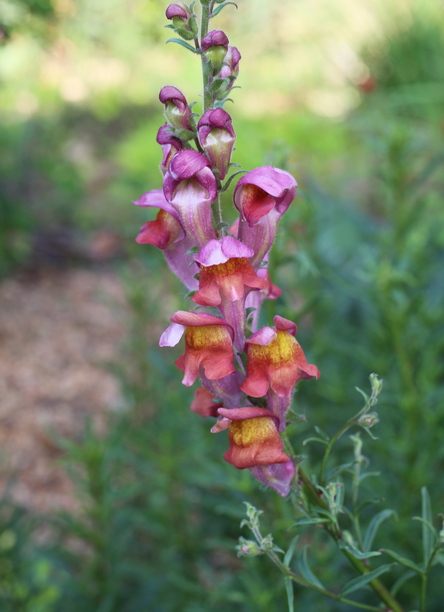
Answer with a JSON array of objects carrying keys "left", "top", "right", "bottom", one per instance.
[
  {"left": 197, "top": 108, "right": 235, "bottom": 179},
  {"left": 201, "top": 30, "right": 229, "bottom": 75},
  {"left": 166, "top": 3, "right": 197, "bottom": 39},
  {"left": 159, "top": 86, "right": 193, "bottom": 133},
  {"left": 236, "top": 537, "right": 262, "bottom": 557},
  {"left": 214, "top": 45, "right": 241, "bottom": 98},
  {"left": 358, "top": 412, "right": 380, "bottom": 428}
]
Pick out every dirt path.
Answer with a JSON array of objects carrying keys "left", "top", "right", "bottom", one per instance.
[{"left": 0, "top": 268, "right": 127, "bottom": 512}]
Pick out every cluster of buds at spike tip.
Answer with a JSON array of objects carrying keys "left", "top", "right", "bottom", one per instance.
[{"left": 132, "top": 2, "right": 320, "bottom": 497}]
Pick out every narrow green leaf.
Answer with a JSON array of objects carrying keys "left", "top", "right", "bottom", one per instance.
[
  {"left": 297, "top": 546, "right": 324, "bottom": 589},
  {"left": 314, "top": 425, "right": 330, "bottom": 441},
  {"left": 421, "top": 487, "right": 434, "bottom": 566},
  {"left": 166, "top": 38, "right": 198, "bottom": 53},
  {"left": 291, "top": 518, "right": 327, "bottom": 528},
  {"left": 355, "top": 386, "right": 369, "bottom": 402},
  {"left": 363, "top": 509, "right": 397, "bottom": 552},
  {"left": 390, "top": 569, "right": 416, "bottom": 596},
  {"left": 302, "top": 436, "right": 329, "bottom": 447},
  {"left": 380, "top": 549, "right": 423, "bottom": 574},
  {"left": 284, "top": 577, "right": 294, "bottom": 612},
  {"left": 284, "top": 536, "right": 299, "bottom": 568},
  {"left": 341, "top": 563, "right": 395, "bottom": 596},
  {"left": 211, "top": 1, "right": 238, "bottom": 17},
  {"left": 339, "top": 542, "right": 381, "bottom": 560}
]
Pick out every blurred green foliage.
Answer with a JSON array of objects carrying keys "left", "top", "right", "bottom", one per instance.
[{"left": 1, "top": 0, "right": 444, "bottom": 610}]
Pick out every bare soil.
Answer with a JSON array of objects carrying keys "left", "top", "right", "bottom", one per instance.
[{"left": 0, "top": 268, "right": 127, "bottom": 513}]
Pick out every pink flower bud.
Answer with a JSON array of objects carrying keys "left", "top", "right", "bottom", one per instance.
[
  {"left": 165, "top": 2, "right": 191, "bottom": 21},
  {"left": 156, "top": 125, "right": 183, "bottom": 174},
  {"left": 201, "top": 30, "right": 229, "bottom": 53},
  {"left": 198, "top": 108, "right": 235, "bottom": 179},
  {"left": 201, "top": 30, "right": 229, "bottom": 74},
  {"left": 159, "top": 86, "right": 192, "bottom": 132}
]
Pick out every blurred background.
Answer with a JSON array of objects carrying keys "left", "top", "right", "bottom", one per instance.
[{"left": 0, "top": 0, "right": 443, "bottom": 610}]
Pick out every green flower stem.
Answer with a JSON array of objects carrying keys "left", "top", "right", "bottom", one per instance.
[
  {"left": 199, "top": 1, "right": 215, "bottom": 112},
  {"left": 297, "top": 466, "right": 406, "bottom": 612},
  {"left": 319, "top": 382, "right": 380, "bottom": 485}
]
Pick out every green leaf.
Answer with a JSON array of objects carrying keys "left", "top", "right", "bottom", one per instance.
[
  {"left": 341, "top": 563, "right": 396, "bottom": 596},
  {"left": 302, "top": 436, "right": 329, "bottom": 447},
  {"left": 390, "top": 569, "right": 416, "bottom": 597},
  {"left": 297, "top": 546, "right": 324, "bottom": 589},
  {"left": 339, "top": 542, "right": 381, "bottom": 560},
  {"left": 284, "top": 577, "right": 294, "bottom": 612},
  {"left": 380, "top": 549, "right": 423, "bottom": 574},
  {"left": 211, "top": 2, "right": 238, "bottom": 18},
  {"left": 421, "top": 487, "right": 434, "bottom": 566},
  {"left": 363, "top": 509, "right": 397, "bottom": 552},
  {"left": 291, "top": 518, "right": 327, "bottom": 528},
  {"left": 355, "top": 386, "right": 369, "bottom": 402},
  {"left": 314, "top": 425, "right": 330, "bottom": 441},
  {"left": 284, "top": 536, "right": 299, "bottom": 567},
  {"left": 166, "top": 38, "right": 198, "bottom": 53}
]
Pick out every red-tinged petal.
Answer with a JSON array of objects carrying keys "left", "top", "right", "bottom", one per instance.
[
  {"left": 218, "top": 407, "right": 275, "bottom": 420},
  {"left": 190, "top": 387, "right": 222, "bottom": 417},
  {"left": 201, "top": 349, "right": 236, "bottom": 380},
  {"left": 234, "top": 166, "right": 297, "bottom": 226},
  {"left": 178, "top": 351, "right": 202, "bottom": 386},
  {"left": 191, "top": 278, "right": 222, "bottom": 307},
  {"left": 170, "top": 310, "right": 232, "bottom": 332},
  {"left": 240, "top": 369, "right": 270, "bottom": 398},
  {"left": 159, "top": 322, "right": 185, "bottom": 347},
  {"left": 136, "top": 209, "right": 183, "bottom": 249},
  {"left": 274, "top": 315, "right": 297, "bottom": 336},
  {"left": 297, "top": 362, "right": 321, "bottom": 380},
  {"left": 223, "top": 415, "right": 290, "bottom": 469}
]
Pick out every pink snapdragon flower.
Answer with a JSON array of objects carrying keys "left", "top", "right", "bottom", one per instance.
[
  {"left": 214, "top": 407, "right": 290, "bottom": 469},
  {"left": 160, "top": 311, "right": 236, "bottom": 386},
  {"left": 134, "top": 190, "right": 198, "bottom": 290},
  {"left": 163, "top": 150, "right": 217, "bottom": 247},
  {"left": 156, "top": 125, "right": 183, "bottom": 175},
  {"left": 234, "top": 166, "right": 297, "bottom": 267}
]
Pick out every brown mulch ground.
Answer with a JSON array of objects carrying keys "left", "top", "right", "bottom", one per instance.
[{"left": 0, "top": 268, "right": 127, "bottom": 513}]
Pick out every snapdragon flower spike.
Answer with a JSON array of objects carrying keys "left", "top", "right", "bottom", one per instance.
[
  {"left": 201, "top": 30, "right": 229, "bottom": 75},
  {"left": 192, "top": 236, "right": 268, "bottom": 350},
  {"left": 159, "top": 311, "right": 236, "bottom": 386},
  {"left": 235, "top": 166, "right": 297, "bottom": 268},
  {"left": 159, "top": 86, "right": 193, "bottom": 132},
  {"left": 215, "top": 407, "right": 291, "bottom": 469},
  {"left": 163, "top": 149, "right": 217, "bottom": 247},
  {"left": 156, "top": 125, "right": 183, "bottom": 175},
  {"left": 134, "top": 189, "right": 198, "bottom": 290},
  {"left": 198, "top": 108, "right": 235, "bottom": 180},
  {"left": 240, "top": 316, "right": 320, "bottom": 430},
  {"left": 250, "top": 461, "right": 295, "bottom": 497},
  {"left": 190, "top": 387, "right": 223, "bottom": 418}
]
